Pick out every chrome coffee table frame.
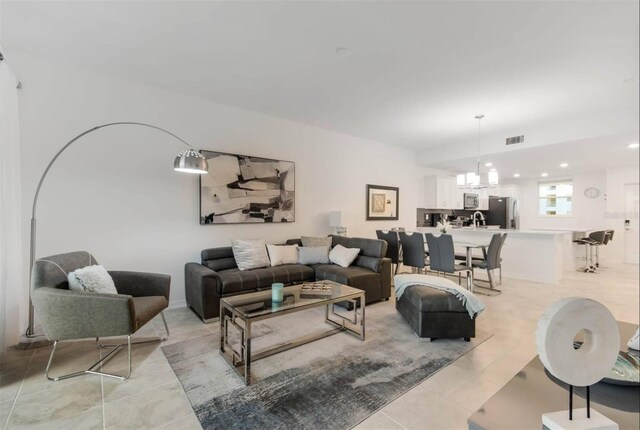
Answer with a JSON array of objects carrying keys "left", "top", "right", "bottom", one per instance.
[{"left": 220, "top": 283, "right": 365, "bottom": 385}]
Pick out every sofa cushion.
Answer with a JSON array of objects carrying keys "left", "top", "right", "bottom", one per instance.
[
  {"left": 327, "top": 236, "right": 386, "bottom": 272},
  {"left": 313, "top": 264, "right": 382, "bottom": 296},
  {"left": 298, "top": 246, "right": 330, "bottom": 265},
  {"left": 266, "top": 244, "right": 299, "bottom": 266},
  {"left": 201, "top": 247, "right": 237, "bottom": 271},
  {"left": 330, "top": 235, "right": 350, "bottom": 248},
  {"left": 329, "top": 245, "right": 360, "bottom": 268},
  {"left": 217, "top": 264, "right": 314, "bottom": 295},
  {"left": 353, "top": 255, "right": 381, "bottom": 273},
  {"left": 231, "top": 239, "right": 271, "bottom": 271},
  {"left": 301, "top": 236, "right": 332, "bottom": 247},
  {"left": 402, "top": 285, "right": 468, "bottom": 313},
  {"left": 67, "top": 265, "right": 117, "bottom": 294},
  {"left": 347, "top": 237, "right": 387, "bottom": 259}
]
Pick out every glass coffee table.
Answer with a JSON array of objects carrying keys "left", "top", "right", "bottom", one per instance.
[{"left": 219, "top": 281, "right": 365, "bottom": 385}]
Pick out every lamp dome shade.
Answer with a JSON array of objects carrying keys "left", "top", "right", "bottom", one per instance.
[{"left": 174, "top": 149, "right": 208, "bottom": 174}]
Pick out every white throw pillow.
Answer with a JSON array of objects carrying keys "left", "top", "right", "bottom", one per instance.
[
  {"left": 68, "top": 265, "right": 118, "bottom": 294},
  {"left": 329, "top": 245, "right": 361, "bottom": 268},
  {"left": 266, "top": 244, "right": 299, "bottom": 267},
  {"left": 231, "top": 239, "right": 271, "bottom": 271},
  {"left": 298, "top": 246, "right": 330, "bottom": 265}
]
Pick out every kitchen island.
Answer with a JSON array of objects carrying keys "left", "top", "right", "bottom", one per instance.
[{"left": 417, "top": 227, "right": 572, "bottom": 284}]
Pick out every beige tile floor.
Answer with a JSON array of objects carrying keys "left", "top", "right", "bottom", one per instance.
[{"left": 1, "top": 264, "right": 638, "bottom": 430}]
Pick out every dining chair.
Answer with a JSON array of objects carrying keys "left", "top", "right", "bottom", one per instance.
[
  {"left": 398, "top": 231, "right": 427, "bottom": 273},
  {"left": 471, "top": 233, "right": 505, "bottom": 290},
  {"left": 424, "top": 233, "right": 470, "bottom": 287},
  {"left": 376, "top": 230, "right": 402, "bottom": 275}
]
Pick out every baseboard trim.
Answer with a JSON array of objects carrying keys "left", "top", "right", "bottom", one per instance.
[{"left": 169, "top": 299, "right": 187, "bottom": 309}]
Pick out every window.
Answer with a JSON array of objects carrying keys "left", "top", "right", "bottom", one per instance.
[{"left": 539, "top": 181, "right": 573, "bottom": 216}]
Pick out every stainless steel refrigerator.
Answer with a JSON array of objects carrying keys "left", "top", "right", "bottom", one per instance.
[{"left": 486, "top": 197, "right": 519, "bottom": 229}]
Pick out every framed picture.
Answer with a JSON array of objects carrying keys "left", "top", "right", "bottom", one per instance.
[
  {"left": 366, "top": 184, "right": 399, "bottom": 221},
  {"left": 199, "top": 150, "right": 295, "bottom": 224}
]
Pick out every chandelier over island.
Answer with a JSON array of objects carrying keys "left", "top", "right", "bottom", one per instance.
[{"left": 457, "top": 115, "right": 499, "bottom": 189}]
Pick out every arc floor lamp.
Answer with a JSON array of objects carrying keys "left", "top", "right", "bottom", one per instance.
[{"left": 26, "top": 121, "right": 209, "bottom": 337}]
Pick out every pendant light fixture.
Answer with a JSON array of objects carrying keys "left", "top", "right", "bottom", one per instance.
[{"left": 457, "top": 115, "right": 498, "bottom": 189}]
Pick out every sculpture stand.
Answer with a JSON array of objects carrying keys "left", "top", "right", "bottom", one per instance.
[{"left": 542, "top": 385, "right": 618, "bottom": 430}]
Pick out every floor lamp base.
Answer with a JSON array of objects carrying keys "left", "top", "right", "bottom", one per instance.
[{"left": 16, "top": 331, "right": 49, "bottom": 350}]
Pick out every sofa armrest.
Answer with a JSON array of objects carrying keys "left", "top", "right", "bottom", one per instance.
[
  {"left": 109, "top": 271, "right": 171, "bottom": 301},
  {"left": 185, "top": 262, "right": 223, "bottom": 321},
  {"left": 185, "top": 263, "right": 221, "bottom": 285},
  {"left": 380, "top": 258, "right": 392, "bottom": 299},
  {"left": 32, "top": 287, "right": 132, "bottom": 340}
]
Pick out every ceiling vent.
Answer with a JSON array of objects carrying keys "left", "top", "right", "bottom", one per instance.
[{"left": 506, "top": 135, "right": 525, "bottom": 145}]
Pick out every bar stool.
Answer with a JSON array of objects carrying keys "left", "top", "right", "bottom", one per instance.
[
  {"left": 593, "top": 229, "right": 614, "bottom": 270},
  {"left": 573, "top": 230, "right": 607, "bottom": 273}
]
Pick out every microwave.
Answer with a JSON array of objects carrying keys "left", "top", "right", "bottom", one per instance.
[{"left": 464, "top": 193, "right": 479, "bottom": 209}]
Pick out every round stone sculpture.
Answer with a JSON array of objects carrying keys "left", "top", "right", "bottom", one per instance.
[{"left": 536, "top": 297, "right": 620, "bottom": 387}]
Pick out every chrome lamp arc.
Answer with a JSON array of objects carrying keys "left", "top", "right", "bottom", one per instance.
[{"left": 26, "top": 121, "right": 208, "bottom": 337}]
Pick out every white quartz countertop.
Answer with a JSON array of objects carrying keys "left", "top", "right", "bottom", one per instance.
[{"left": 416, "top": 227, "right": 571, "bottom": 236}]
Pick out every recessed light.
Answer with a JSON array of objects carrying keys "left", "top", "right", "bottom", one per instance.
[
  {"left": 335, "top": 47, "right": 351, "bottom": 57},
  {"left": 485, "top": 162, "right": 493, "bottom": 167},
  {"left": 628, "top": 143, "right": 640, "bottom": 149},
  {"left": 513, "top": 173, "right": 520, "bottom": 178},
  {"left": 541, "top": 173, "right": 548, "bottom": 177},
  {"left": 560, "top": 162, "right": 568, "bottom": 168},
  {"left": 490, "top": 168, "right": 497, "bottom": 172}
]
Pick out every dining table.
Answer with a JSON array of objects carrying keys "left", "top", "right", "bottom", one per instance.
[
  {"left": 453, "top": 240, "right": 490, "bottom": 292},
  {"left": 421, "top": 236, "right": 490, "bottom": 292}
]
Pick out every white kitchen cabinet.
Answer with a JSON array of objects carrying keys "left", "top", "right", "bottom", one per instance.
[{"left": 424, "top": 176, "right": 459, "bottom": 209}]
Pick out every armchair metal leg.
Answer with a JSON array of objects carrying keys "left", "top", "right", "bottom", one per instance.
[
  {"left": 45, "top": 311, "right": 170, "bottom": 383},
  {"left": 96, "top": 310, "right": 170, "bottom": 348},
  {"left": 160, "top": 311, "right": 170, "bottom": 341},
  {"left": 45, "top": 335, "right": 132, "bottom": 382}
]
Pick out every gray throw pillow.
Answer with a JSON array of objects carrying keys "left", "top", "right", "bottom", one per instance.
[
  {"left": 231, "top": 239, "right": 271, "bottom": 271},
  {"left": 298, "top": 246, "right": 330, "bottom": 265},
  {"left": 68, "top": 265, "right": 118, "bottom": 294},
  {"left": 301, "top": 236, "right": 332, "bottom": 248}
]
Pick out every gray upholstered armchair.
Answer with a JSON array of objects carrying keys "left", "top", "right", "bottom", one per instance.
[{"left": 31, "top": 251, "right": 171, "bottom": 381}]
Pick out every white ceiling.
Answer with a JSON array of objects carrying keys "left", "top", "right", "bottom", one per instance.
[
  {"left": 2, "top": 1, "right": 639, "bottom": 150},
  {"left": 426, "top": 132, "right": 640, "bottom": 181}
]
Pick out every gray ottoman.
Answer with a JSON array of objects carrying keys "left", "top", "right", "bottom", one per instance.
[{"left": 396, "top": 285, "right": 476, "bottom": 341}]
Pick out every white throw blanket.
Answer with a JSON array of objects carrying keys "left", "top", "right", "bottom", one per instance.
[{"left": 394, "top": 274, "right": 486, "bottom": 319}]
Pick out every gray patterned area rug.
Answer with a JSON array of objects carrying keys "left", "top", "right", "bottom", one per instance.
[{"left": 162, "top": 300, "right": 490, "bottom": 430}]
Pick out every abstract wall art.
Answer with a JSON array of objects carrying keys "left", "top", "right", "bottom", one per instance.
[
  {"left": 366, "top": 184, "right": 399, "bottom": 221},
  {"left": 199, "top": 151, "right": 295, "bottom": 224}
]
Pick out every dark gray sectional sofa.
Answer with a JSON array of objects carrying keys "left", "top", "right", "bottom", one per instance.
[{"left": 184, "top": 235, "right": 391, "bottom": 322}]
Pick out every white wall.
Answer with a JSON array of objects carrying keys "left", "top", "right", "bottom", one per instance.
[
  {"left": 11, "top": 53, "right": 422, "bottom": 338},
  {"left": 605, "top": 166, "right": 640, "bottom": 264},
  {"left": 518, "top": 172, "right": 607, "bottom": 232}
]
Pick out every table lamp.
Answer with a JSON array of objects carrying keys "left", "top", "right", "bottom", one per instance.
[{"left": 329, "top": 211, "right": 347, "bottom": 236}]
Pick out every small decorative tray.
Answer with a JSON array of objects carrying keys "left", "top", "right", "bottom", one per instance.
[
  {"left": 603, "top": 349, "right": 640, "bottom": 386},
  {"left": 301, "top": 282, "right": 333, "bottom": 292}
]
